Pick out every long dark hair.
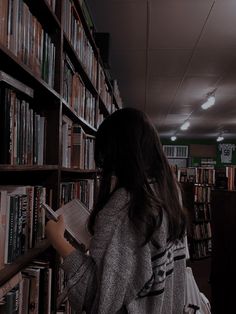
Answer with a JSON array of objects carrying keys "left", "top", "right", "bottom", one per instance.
[{"left": 88, "top": 108, "right": 186, "bottom": 245}]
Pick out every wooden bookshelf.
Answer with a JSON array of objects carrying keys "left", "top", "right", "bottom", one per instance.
[
  {"left": 0, "top": 165, "right": 58, "bottom": 171},
  {"left": 0, "top": 240, "right": 50, "bottom": 287},
  {"left": 179, "top": 167, "right": 215, "bottom": 260},
  {"left": 211, "top": 190, "right": 236, "bottom": 313},
  {"left": 0, "top": 43, "right": 62, "bottom": 99},
  {"left": 0, "top": 0, "right": 121, "bottom": 312}
]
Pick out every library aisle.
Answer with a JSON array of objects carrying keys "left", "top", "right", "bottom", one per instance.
[{"left": 1, "top": 0, "right": 236, "bottom": 313}]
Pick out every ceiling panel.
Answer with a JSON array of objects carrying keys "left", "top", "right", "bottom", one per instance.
[
  {"left": 197, "top": 1, "right": 236, "bottom": 49},
  {"left": 120, "top": 82, "right": 146, "bottom": 110},
  {"left": 146, "top": 78, "right": 181, "bottom": 111},
  {"left": 148, "top": 50, "right": 191, "bottom": 78},
  {"left": 173, "top": 76, "right": 220, "bottom": 107},
  {"left": 86, "top": 1, "right": 147, "bottom": 50},
  {"left": 187, "top": 49, "right": 236, "bottom": 77},
  {"left": 110, "top": 51, "right": 146, "bottom": 78},
  {"left": 87, "top": 0, "right": 236, "bottom": 139},
  {"left": 149, "top": 0, "right": 214, "bottom": 49},
  {"left": 109, "top": 51, "right": 146, "bottom": 108},
  {"left": 216, "top": 77, "right": 236, "bottom": 97}
]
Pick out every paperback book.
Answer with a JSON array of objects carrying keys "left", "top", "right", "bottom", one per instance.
[{"left": 42, "top": 199, "right": 91, "bottom": 250}]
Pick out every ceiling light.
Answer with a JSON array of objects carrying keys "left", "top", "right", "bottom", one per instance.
[
  {"left": 201, "top": 95, "right": 216, "bottom": 110},
  {"left": 180, "top": 121, "right": 190, "bottom": 130},
  {"left": 216, "top": 136, "right": 224, "bottom": 142},
  {"left": 171, "top": 136, "right": 177, "bottom": 141}
]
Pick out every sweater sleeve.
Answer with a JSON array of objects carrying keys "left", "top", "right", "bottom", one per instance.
[{"left": 60, "top": 188, "right": 139, "bottom": 314}]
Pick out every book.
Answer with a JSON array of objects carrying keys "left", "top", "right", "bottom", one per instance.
[
  {"left": 42, "top": 199, "right": 91, "bottom": 250},
  {"left": 0, "top": 272, "right": 22, "bottom": 299}
]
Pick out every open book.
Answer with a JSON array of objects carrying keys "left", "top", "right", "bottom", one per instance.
[{"left": 42, "top": 199, "right": 92, "bottom": 250}]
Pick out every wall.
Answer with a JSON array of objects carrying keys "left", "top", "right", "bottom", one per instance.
[{"left": 161, "top": 138, "right": 236, "bottom": 167}]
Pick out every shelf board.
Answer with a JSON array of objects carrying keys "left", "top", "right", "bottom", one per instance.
[
  {"left": 24, "top": 0, "right": 61, "bottom": 29},
  {"left": 99, "top": 95, "right": 110, "bottom": 117},
  {"left": 0, "top": 165, "right": 58, "bottom": 172},
  {"left": 41, "top": 0, "right": 61, "bottom": 27},
  {"left": 61, "top": 167, "right": 97, "bottom": 173},
  {"left": 0, "top": 44, "right": 62, "bottom": 101},
  {"left": 63, "top": 33, "right": 98, "bottom": 96},
  {"left": 62, "top": 100, "right": 97, "bottom": 134},
  {"left": 0, "top": 239, "right": 50, "bottom": 287},
  {"left": 113, "top": 94, "right": 121, "bottom": 110}
]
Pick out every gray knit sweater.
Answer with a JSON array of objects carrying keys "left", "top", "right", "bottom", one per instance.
[{"left": 61, "top": 188, "right": 186, "bottom": 313}]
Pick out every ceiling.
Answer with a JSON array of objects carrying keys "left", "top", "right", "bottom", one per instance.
[{"left": 86, "top": 0, "right": 236, "bottom": 140}]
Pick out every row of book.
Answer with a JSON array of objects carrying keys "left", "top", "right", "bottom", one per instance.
[
  {"left": 0, "top": 83, "right": 46, "bottom": 165},
  {"left": 226, "top": 166, "right": 236, "bottom": 191},
  {"left": 194, "top": 185, "right": 211, "bottom": 203},
  {"left": 63, "top": 55, "right": 97, "bottom": 128},
  {"left": 0, "top": 186, "right": 49, "bottom": 269},
  {"left": 177, "top": 168, "right": 195, "bottom": 183},
  {"left": 63, "top": 0, "right": 97, "bottom": 87},
  {"left": 62, "top": 117, "right": 95, "bottom": 169},
  {"left": 191, "top": 240, "right": 212, "bottom": 260},
  {"left": 60, "top": 180, "right": 94, "bottom": 211},
  {"left": 0, "top": 261, "right": 52, "bottom": 314},
  {"left": 98, "top": 64, "right": 113, "bottom": 110},
  {"left": 0, "top": 0, "right": 56, "bottom": 87},
  {"left": 112, "top": 79, "right": 123, "bottom": 108},
  {"left": 57, "top": 261, "right": 76, "bottom": 314},
  {"left": 0, "top": 260, "right": 79, "bottom": 314},
  {"left": 192, "top": 222, "right": 212, "bottom": 240},
  {"left": 177, "top": 167, "right": 215, "bottom": 185},
  {"left": 0, "top": 178, "right": 95, "bottom": 270},
  {"left": 195, "top": 167, "right": 215, "bottom": 185},
  {"left": 193, "top": 203, "right": 211, "bottom": 222}
]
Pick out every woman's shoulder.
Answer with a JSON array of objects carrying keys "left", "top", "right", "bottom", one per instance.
[{"left": 100, "top": 187, "right": 130, "bottom": 217}]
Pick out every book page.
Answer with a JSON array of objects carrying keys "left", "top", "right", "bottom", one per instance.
[{"left": 43, "top": 199, "right": 91, "bottom": 249}]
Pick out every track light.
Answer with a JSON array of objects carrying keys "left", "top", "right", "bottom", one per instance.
[
  {"left": 216, "top": 136, "right": 224, "bottom": 142},
  {"left": 201, "top": 95, "right": 216, "bottom": 110},
  {"left": 180, "top": 121, "right": 190, "bottom": 131}
]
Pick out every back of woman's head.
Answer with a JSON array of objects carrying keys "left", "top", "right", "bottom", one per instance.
[
  {"left": 95, "top": 107, "right": 164, "bottom": 186},
  {"left": 89, "top": 107, "right": 186, "bottom": 245}
]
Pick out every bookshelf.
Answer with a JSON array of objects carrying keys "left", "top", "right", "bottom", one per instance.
[
  {"left": 211, "top": 190, "right": 236, "bottom": 313},
  {"left": 0, "top": 0, "right": 122, "bottom": 312},
  {"left": 179, "top": 167, "right": 215, "bottom": 260}
]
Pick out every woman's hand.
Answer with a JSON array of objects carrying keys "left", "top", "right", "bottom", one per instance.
[
  {"left": 45, "top": 215, "right": 75, "bottom": 258},
  {"left": 46, "top": 215, "right": 65, "bottom": 244}
]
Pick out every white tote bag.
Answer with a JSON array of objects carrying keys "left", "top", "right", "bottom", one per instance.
[{"left": 184, "top": 267, "right": 211, "bottom": 314}]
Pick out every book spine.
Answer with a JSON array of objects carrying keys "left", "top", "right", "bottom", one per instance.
[{"left": 0, "top": 272, "right": 22, "bottom": 299}]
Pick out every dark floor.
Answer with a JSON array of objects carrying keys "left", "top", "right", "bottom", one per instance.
[{"left": 188, "top": 257, "right": 212, "bottom": 302}]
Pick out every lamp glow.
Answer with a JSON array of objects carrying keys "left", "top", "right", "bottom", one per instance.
[
  {"left": 180, "top": 121, "right": 190, "bottom": 130},
  {"left": 171, "top": 136, "right": 177, "bottom": 141},
  {"left": 216, "top": 136, "right": 224, "bottom": 142},
  {"left": 201, "top": 96, "right": 215, "bottom": 110}
]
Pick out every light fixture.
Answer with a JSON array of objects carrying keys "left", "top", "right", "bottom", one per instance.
[
  {"left": 201, "top": 95, "right": 216, "bottom": 110},
  {"left": 216, "top": 136, "right": 224, "bottom": 142},
  {"left": 180, "top": 121, "right": 190, "bottom": 131},
  {"left": 171, "top": 136, "right": 177, "bottom": 141}
]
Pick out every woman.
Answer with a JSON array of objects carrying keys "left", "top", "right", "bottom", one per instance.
[{"left": 46, "top": 108, "right": 187, "bottom": 313}]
